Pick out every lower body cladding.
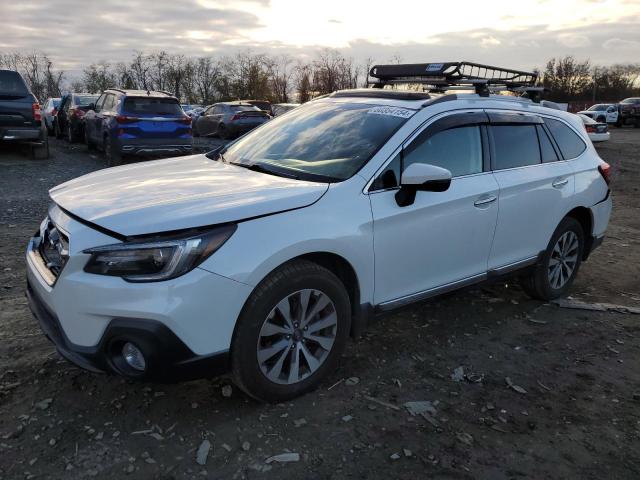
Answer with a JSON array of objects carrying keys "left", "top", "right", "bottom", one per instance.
[{"left": 25, "top": 236, "right": 253, "bottom": 381}]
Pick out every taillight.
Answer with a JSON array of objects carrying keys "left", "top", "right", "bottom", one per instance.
[
  {"left": 116, "top": 115, "right": 138, "bottom": 124},
  {"left": 69, "top": 108, "right": 84, "bottom": 118},
  {"left": 32, "top": 103, "right": 41, "bottom": 122},
  {"left": 598, "top": 162, "right": 611, "bottom": 186},
  {"left": 179, "top": 116, "right": 192, "bottom": 125},
  {"left": 51, "top": 108, "right": 57, "bottom": 116},
  {"left": 585, "top": 125, "right": 596, "bottom": 133},
  {"left": 230, "top": 114, "right": 240, "bottom": 121}
]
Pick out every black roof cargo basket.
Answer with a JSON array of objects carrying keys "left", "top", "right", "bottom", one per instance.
[{"left": 368, "top": 61, "right": 541, "bottom": 99}]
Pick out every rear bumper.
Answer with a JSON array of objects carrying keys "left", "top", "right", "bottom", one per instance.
[
  {"left": 26, "top": 279, "right": 230, "bottom": 381},
  {"left": 120, "top": 143, "right": 193, "bottom": 156},
  {"left": 0, "top": 127, "right": 42, "bottom": 141}
]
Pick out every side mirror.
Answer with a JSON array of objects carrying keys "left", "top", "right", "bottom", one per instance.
[{"left": 395, "top": 163, "right": 452, "bottom": 207}]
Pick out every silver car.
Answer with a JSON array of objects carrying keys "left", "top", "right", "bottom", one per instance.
[
  {"left": 194, "top": 102, "right": 271, "bottom": 139},
  {"left": 42, "top": 97, "right": 61, "bottom": 135}
]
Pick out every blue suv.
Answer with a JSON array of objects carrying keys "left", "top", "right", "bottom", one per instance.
[{"left": 84, "top": 89, "right": 193, "bottom": 166}]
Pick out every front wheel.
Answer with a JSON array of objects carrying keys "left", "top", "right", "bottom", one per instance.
[
  {"left": 231, "top": 260, "right": 351, "bottom": 402},
  {"left": 521, "top": 217, "right": 584, "bottom": 301},
  {"left": 104, "top": 136, "right": 122, "bottom": 167}
]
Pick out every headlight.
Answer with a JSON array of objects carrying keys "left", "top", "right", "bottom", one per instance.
[{"left": 83, "top": 224, "right": 236, "bottom": 282}]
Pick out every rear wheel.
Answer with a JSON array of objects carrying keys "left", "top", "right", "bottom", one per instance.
[
  {"left": 217, "top": 123, "right": 230, "bottom": 140},
  {"left": 231, "top": 260, "right": 351, "bottom": 402},
  {"left": 85, "top": 129, "right": 97, "bottom": 151},
  {"left": 54, "top": 120, "right": 63, "bottom": 139},
  {"left": 67, "top": 124, "right": 81, "bottom": 143},
  {"left": 31, "top": 137, "right": 49, "bottom": 160},
  {"left": 104, "top": 136, "right": 122, "bottom": 167},
  {"left": 521, "top": 217, "right": 584, "bottom": 301}
]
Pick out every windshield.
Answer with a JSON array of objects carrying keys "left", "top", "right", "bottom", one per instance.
[
  {"left": 587, "top": 105, "right": 606, "bottom": 111},
  {"left": 621, "top": 98, "right": 640, "bottom": 104},
  {"left": 222, "top": 101, "right": 413, "bottom": 182},
  {"left": 123, "top": 97, "right": 183, "bottom": 115}
]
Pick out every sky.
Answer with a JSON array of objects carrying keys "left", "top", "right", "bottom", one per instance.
[{"left": 3, "top": 0, "right": 640, "bottom": 72}]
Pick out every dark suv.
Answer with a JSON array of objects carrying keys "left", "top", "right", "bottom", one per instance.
[
  {"left": 84, "top": 89, "right": 192, "bottom": 166},
  {"left": 54, "top": 93, "right": 99, "bottom": 142},
  {"left": 0, "top": 69, "right": 48, "bottom": 158},
  {"left": 617, "top": 97, "right": 640, "bottom": 128}
]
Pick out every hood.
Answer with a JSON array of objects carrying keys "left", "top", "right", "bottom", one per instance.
[{"left": 50, "top": 155, "right": 328, "bottom": 237}]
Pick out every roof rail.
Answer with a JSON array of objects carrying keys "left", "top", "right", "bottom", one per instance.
[
  {"left": 157, "top": 90, "right": 175, "bottom": 97},
  {"left": 369, "top": 61, "right": 539, "bottom": 98},
  {"left": 107, "top": 88, "right": 126, "bottom": 94}
]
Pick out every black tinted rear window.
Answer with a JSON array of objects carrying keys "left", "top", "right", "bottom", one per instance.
[
  {"left": 74, "top": 95, "right": 98, "bottom": 106},
  {"left": 537, "top": 126, "right": 559, "bottom": 163},
  {"left": 0, "top": 71, "right": 28, "bottom": 96},
  {"left": 544, "top": 118, "right": 586, "bottom": 159},
  {"left": 491, "top": 125, "right": 541, "bottom": 170},
  {"left": 230, "top": 105, "right": 260, "bottom": 112},
  {"left": 123, "top": 98, "right": 183, "bottom": 115}
]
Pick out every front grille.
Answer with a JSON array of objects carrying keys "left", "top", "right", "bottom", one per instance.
[{"left": 38, "top": 218, "right": 69, "bottom": 278}]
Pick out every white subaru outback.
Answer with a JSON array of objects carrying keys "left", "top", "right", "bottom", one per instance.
[{"left": 26, "top": 80, "right": 612, "bottom": 402}]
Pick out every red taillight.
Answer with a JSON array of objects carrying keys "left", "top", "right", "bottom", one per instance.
[
  {"left": 598, "top": 162, "right": 611, "bottom": 185},
  {"left": 230, "top": 114, "right": 240, "bottom": 121},
  {"left": 179, "top": 116, "right": 192, "bottom": 125},
  {"left": 116, "top": 115, "right": 138, "bottom": 124},
  {"left": 32, "top": 103, "right": 41, "bottom": 122},
  {"left": 585, "top": 125, "right": 596, "bottom": 133},
  {"left": 51, "top": 108, "right": 57, "bottom": 116},
  {"left": 69, "top": 108, "right": 85, "bottom": 118}
]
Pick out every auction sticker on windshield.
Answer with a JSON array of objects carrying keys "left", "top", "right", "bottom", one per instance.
[{"left": 367, "top": 106, "right": 415, "bottom": 118}]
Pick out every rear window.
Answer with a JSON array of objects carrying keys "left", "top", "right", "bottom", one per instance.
[
  {"left": 123, "top": 98, "right": 183, "bottom": 115},
  {"left": 620, "top": 98, "right": 640, "bottom": 104},
  {"left": 544, "top": 118, "right": 586, "bottom": 159},
  {"left": 491, "top": 125, "right": 541, "bottom": 170},
  {"left": 74, "top": 95, "right": 98, "bottom": 106},
  {"left": 230, "top": 105, "right": 260, "bottom": 112},
  {"left": 0, "top": 71, "right": 28, "bottom": 96}
]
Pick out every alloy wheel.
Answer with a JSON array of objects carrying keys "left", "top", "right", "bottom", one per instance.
[
  {"left": 257, "top": 289, "right": 337, "bottom": 385},
  {"left": 548, "top": 231, "right": 579, "bottom": 289}
]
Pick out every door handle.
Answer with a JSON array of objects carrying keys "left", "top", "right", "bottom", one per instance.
[
  {"left": 552, "top": 178, "right": 569, "bottom": 188},
  {"left": 474, "top": 195, "right": 497, "bottom": 207}
]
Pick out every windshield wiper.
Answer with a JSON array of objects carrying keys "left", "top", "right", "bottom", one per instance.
[{"left": 231, "top": 162, "right": 299, "bottom": 180}]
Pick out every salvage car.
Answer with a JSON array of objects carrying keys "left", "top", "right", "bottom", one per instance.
[
  {"left": 616, "top": 97, "right": 640, "bottom": 128},
  {"left": 42, "top": 97, "right": 61, "bottom": 136},
  {"left": 579, "top": 114, "right": 610, "bottom": 143},
  {"left": 194, "top": 102, "right": 270, "bottom": 139},
  {"left": 0, "top": 69, "right": 48, "bottom": 158},
  {"left": 26, "top": 62, "right": 612, "bottom": 402},
  {"left": 576, "top": 104, "right": 618, "bottom": 124},
  {"left": 55, "top": 93, "right": 99, "bottom": 143},
  {"left": 84, "top": 89, "right": 193, "bottom": 166}
]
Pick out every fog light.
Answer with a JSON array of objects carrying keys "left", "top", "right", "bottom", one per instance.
[{"left": 122, "top": 342, "right": 146, "bottom": 371}]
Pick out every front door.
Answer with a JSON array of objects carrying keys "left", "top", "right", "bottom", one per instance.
[{"left": 370, "top": 112, "right": 499, "bottom": 307}]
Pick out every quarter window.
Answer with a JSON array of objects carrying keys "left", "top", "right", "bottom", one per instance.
[
  {"left": 491, "top": 125, "right": 540, "bottom": 170},
  {"left": 371, "top": 153, "right": 401, "bottom": 190},
  {"left": 404, "top": 126, "right": 483, "bottom": 177},
  {"left": 544, "top": 118, "right": 586, "bottom": 159}
]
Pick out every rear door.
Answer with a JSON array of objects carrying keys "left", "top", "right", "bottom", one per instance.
[
  {"left": 197, "top": 105, "right": 217, "bottom": 135},
  {"left": 487, "top": 111, "right": 574, "bottom": 270},
  {"left": 0, "top": 71, "right": 35, "bottom": 129},
  {"left": 86, "top": 93, "right": 106, "bottom": 142}
]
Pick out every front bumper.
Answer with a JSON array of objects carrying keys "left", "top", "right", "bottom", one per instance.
[{"left": 26, "top": 280, "right": 229, "bottom": 381}]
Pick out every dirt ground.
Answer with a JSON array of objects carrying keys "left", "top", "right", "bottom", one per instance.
[{"left": 1, "top": 130, "right": 639, "bottom": 480}]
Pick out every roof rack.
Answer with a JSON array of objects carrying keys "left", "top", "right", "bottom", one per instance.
[{"left": 368, "top": 61, "right": 540, "bottom": 99}]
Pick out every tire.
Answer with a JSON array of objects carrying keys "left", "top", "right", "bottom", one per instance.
[
  {"left": 85, "top": 129, "right": 97, "bottom": 151},
  {"left": 31, "top": 137, "right": 50, "bottom": 160},
  {"left": 54, "top": 120, "right": 63, "bottom": 139},
  {"left": 104, "top": 136, "right": 122, "bottom": 167},
  {"left": 218, "top": 123, "right": 230, "bottom": 140},
  {"left": 521, "top": 217, "right": 584, "bottom": 301},
  {"left": 231, "top": 260, "right": 351, "bottom": 402}
]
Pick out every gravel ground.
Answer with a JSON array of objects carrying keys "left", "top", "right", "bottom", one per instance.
[{"left": 1, "top": 130, "right": 639, "bottom": 479}]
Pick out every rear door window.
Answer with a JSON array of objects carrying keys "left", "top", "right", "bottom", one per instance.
[
  {"left": 490, "top": 125, "right": 540, "bottom": 170},
  {"left": 123, "top": 98, "right": 182, "bottom": 115},
  {"left": 74, "top": 95, "right": 98, "bottom": 106},
  {"left": 544, "top": 118, "right": 587, "bottom": 159}
]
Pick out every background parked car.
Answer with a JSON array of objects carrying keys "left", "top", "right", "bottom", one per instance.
[
  {"left": 194, "top": 102, "right": 270, "bottom": 139},
  {"left": 272, "top": 103, "right": 300, "bottom": 117},
  {"left": 577, "top": 103, "right": 618, "bottom": 124},
  {"left": 0, "top": 69, "right": 48, "bottom": 158},
  {"left": 42, "top": 97, "right": 61, "bottom": 135},
  {"left": 84, "top": 89, "right": 192, "bottom": 166},
  {"left": 54, "top": 93, "right": 99, "bottom": 142},
  {"left": 616, "top": 97, "right": 640, "bottom": 127},
  {"left": 578, "top": 114, "right": 610, "bottom": 143},
  {"left": 242, "top": 99, "right": 272, "bottom": 115}
]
